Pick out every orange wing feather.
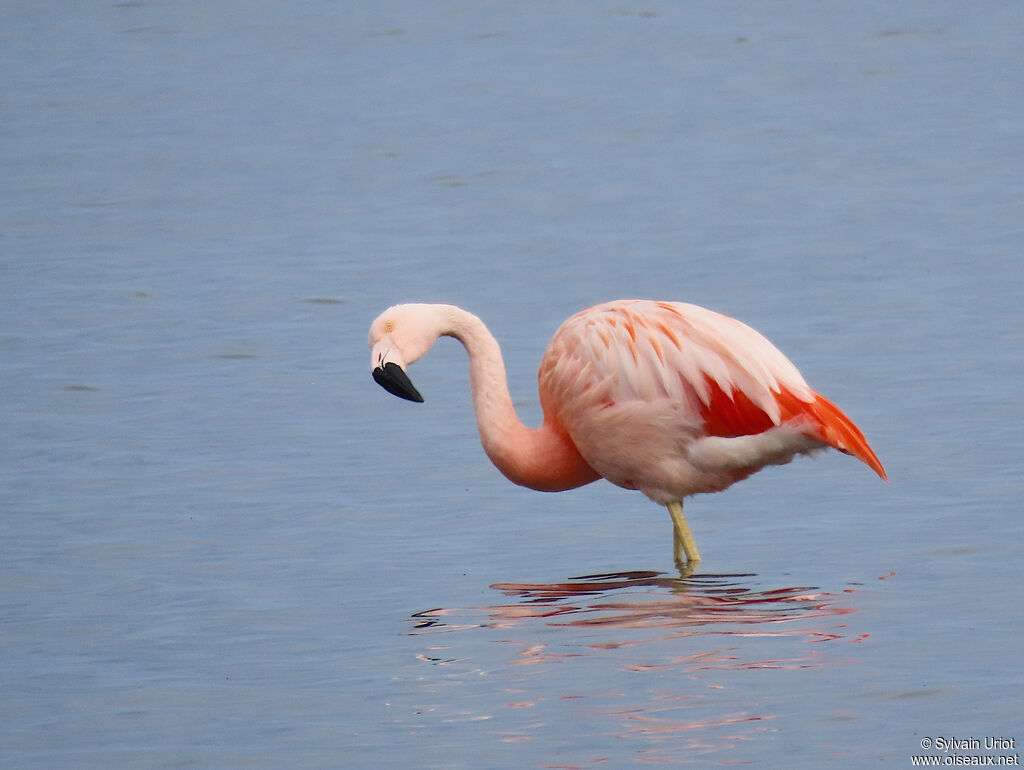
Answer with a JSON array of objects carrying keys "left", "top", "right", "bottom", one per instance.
[
  {"left": 700, "top": 378, "right": 887, "bottom": 480},
  {"left": 799, "top": 393, "right": 888, "bottom": 480}
]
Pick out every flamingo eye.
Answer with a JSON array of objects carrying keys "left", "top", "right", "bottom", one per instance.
[{"left": 384, "top": 321, "right": 394, "bottom": 333}]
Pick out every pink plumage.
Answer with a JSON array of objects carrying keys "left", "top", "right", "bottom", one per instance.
[
  {"left": 539, "top": 300, "right": 886, "bottom": 502},
  {"left": 369, "top": 300, "right": 886, "bottom": 564}
]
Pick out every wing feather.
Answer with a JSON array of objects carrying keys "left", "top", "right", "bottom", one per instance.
[
  {"left": 542, "top": 300, "right": 812, "bottom": 418},
  {"left": 539, "top": 300, "right": 885, "bottom": 480},
  {"left": 538, "top": 300, "right": 886, "bottom": 490}
]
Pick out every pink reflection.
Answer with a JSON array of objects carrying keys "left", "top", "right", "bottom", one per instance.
[
  {"left": 491, "top": 569, "right": 851, "bottom": 634},
  {"left": 411, "top": 571, "right": 862, "bottom": 647},
  {"left": 493, "top": 573, "right": 860, "bottom": 675},
  {"left": 408, "top": 570, "right": 883, "bottom": 763}
]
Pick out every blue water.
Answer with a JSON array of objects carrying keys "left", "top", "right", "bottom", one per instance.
[{"left": 3, "top": 2, "right": 1022, "bottom": 767}]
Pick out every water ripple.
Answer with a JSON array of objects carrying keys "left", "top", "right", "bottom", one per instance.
[
  {"left": 397, "top": 571, "right": 872, "bottom": 763},
  {"left": 411, "top": 570, "right": 861, "bottom": 650}
]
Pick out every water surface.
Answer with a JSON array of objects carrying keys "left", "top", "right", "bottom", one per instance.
[{"left": 2, "top": 2, "right": 1022, "bottom": 767}]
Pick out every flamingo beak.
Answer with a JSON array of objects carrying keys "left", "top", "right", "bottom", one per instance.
[
  {"left": 371, "top": 339, "right": 424, "bottom": 403},
  {"left": 373, "top": 362, "right": 424, "bottom": 403}
]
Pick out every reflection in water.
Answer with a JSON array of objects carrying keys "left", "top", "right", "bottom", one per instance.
[
  {"left": 412, "top": 571, "right": 859, "bottom": 643},
  {"left": 403, "top": 571, "right": 873, "bottom": 764}
]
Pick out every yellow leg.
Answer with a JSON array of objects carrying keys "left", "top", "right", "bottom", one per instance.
[{"left": 667, "top": 500, "right": 700, "bottom": 566}]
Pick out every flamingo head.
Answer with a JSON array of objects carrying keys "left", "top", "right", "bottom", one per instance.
[{"left": 368, "top": 304, "right": 447, "bottom": 403}]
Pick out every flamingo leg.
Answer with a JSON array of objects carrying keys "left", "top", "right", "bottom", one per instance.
[{"left": 667, "top": 501, "right": 700, "bottom": 565}]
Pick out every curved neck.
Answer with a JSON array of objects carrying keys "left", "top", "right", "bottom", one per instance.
[{"left": 439, "top": 306, "right": 599, "bottom": 492}]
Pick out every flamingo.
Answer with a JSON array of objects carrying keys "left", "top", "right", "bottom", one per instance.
[{"left": 368, "top": 300, "right": 886, "bottom": 566}]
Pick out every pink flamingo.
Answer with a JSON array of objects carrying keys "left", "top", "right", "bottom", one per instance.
[{"left": 369, "top": 300, "right": 886, "bottom": 566}]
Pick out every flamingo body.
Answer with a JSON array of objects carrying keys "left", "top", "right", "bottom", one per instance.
[
  {"left": 368, "top": 300, "right": 885, "bottom": 564},
  {"left": 538, "top": 300, "right": 886, "bottom": 504}
]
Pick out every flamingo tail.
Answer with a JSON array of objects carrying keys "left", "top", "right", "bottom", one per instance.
[
  {"left": 804, "top": 393, "right": 887, "bottom": 480},
  {"left": 697, "top": 376, "right": 887, "bottom": 481}
]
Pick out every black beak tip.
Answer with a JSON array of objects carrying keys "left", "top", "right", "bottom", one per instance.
[{"left": 373, "top": 362, "right": 424, "bottom": 403}]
